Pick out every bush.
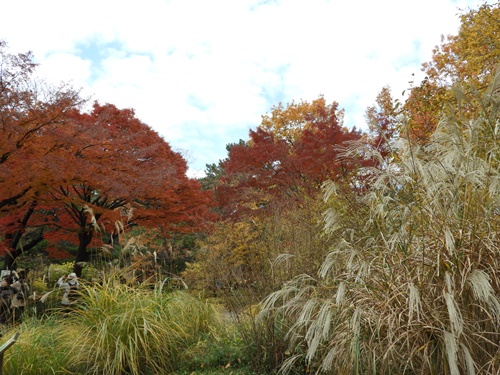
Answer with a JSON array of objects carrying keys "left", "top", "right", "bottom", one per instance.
[
  {"left": 183, "top": 196, "right": 332, "bottom": 301},
  {"left": 29, "top": 279, "right": 47, "bottom": 294},
  {"left": 47, "top": 262, "right": 74, "bottom": 284},
  {"left": 47, "top": 261, "right": 99, "bottom": 284}
]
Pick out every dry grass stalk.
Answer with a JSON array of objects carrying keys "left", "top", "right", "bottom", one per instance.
[{"left": 260, "top": 70, "right": 500, "bottom": 374}]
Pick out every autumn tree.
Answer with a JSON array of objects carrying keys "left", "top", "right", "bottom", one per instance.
[
  {"left": 213, "top": 99, "right": 364, "bottom": 219},
  {"left": 1, "top": 41, "right": 215, "bottom": 274},
  {"left": 40, "top": 103, "right": 216, "bottom": 276},
  {"left": 0, "top": 40, "right": 84, "bottom": 269},
  {"left": 365, "top": 86, "right": 399, "bottom": 157},
  {"left": 404, "top": 2, "right": 500, "bottom": 141},
  {"left": 194, "top": 99, "right": 375, "bottom": 298},
  {"left": 260, "top": 97, "right": 345, "bottom": 145},
  {"left": 424, "top": 2, "right": 500, "bottom": 88}
]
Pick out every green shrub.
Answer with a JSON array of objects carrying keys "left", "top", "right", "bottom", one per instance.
[
  {"left": 30, "top": 279, "right": 48, "bottom": 294},
  {"left": 47, "top": 261, "right": 99, "bottom": 284}
]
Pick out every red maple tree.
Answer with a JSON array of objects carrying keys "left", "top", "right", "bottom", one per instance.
[
  {"left": 38, "top": 103, "right": 215, "bottom": 275},
  {"left": 0, "top": 40, "right": 84, "bottom": 269},
  {"left": 213, "top": 101, "right": 366, "bottom": 219},
  {"left": 1, "top": 40, "right": 215, "bottom": 273}
]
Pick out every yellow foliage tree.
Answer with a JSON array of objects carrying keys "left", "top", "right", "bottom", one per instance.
[
  {"left": 183, "top": 197, "right": 333, "bottom": 301},
  {"left": 424, "top": 2, "right": 500, "bottom": 88},
  {"left": 183, "top": 218, "right": 270, "bottom": 292},
  {"left": 403, "top": 2, "right": 500, "bottom": 142},
  {"left": 365, "top": 86, "right": 398, "bottom": 155},
  {"left": 260, "top": 97, "right": 344, "bottom": 145}
]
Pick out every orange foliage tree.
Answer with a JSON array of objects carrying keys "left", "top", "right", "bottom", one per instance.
[
  {"left": 260, "top": 97, "right": 344, "bottom": 145},
  {"left": 0, "top": 40, "right": 84, "bottom": 268},
  {"left": 0, "top": 41, "right": 215, "bottom": 273},
  {"left": 40, "top": 103, "right": 216, "bottom": 275},
  {"left": 191, "top": 99, "right": 374, "bottom": 295}
]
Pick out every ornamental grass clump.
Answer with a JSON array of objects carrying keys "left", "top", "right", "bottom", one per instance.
[
  {"left": 63, "top": 276, "right": 218, "bottom": 374},
  {"left": 3, "top": 316, "right": 73, "bottom": 374},
  {"left": 260, "top": 71, "right": 500, "bottom": 374}
]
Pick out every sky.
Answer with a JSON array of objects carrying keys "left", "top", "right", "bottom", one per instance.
[{"left": 1, "top": 0, "right": 487, "bottom": 177}]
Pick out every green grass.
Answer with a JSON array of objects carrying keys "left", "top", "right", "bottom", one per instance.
[
  {"left": 2, "top": 315, "right": 74, "bottom": 374},
  {"left": 62, "top": 278, "right": 220, "bottom": 374},
  {"left": 1, "top": 275, "right": 262, "bottom": 375},
  {"left": 169, "top": 369, "right": 267, "bottom": 375}
]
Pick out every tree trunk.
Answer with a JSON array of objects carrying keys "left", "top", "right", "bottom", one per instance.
[
  {"left": 73, "top": 230, "right": 93, "bottom": 277},
  {"left": 4, "top": 201, "right": 37, "bottom": 270},
  {"left": 4, "top": 233, "right": 44, "bottom": 270}
]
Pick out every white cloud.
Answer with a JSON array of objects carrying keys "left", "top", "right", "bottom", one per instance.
[
  {"left": 1, "top": 0, "right": 487, "bottom": 177},
  {"left": 36, "top": 53, "right": 92, "bottom": 88}
]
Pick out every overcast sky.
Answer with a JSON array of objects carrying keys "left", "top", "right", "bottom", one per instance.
[{"left": 1, "top": 0, "right": 486, "bottom": 177}]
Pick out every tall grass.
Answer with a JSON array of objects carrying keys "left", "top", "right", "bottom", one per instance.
[
  {"left": 3, "top": 315, "right": 74, "bottom": 374},
  {"left": 60, "top": 276, "right": 218, "bottom": 374},
  {"left": 260, "top": 71, "right": 500, "bottom": 374},
  {"left": 183, "top": 198, "right": 333, "bottom": 373},
  {"left": 1, "top": 274, "right": 248, "bottom": 374}
]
